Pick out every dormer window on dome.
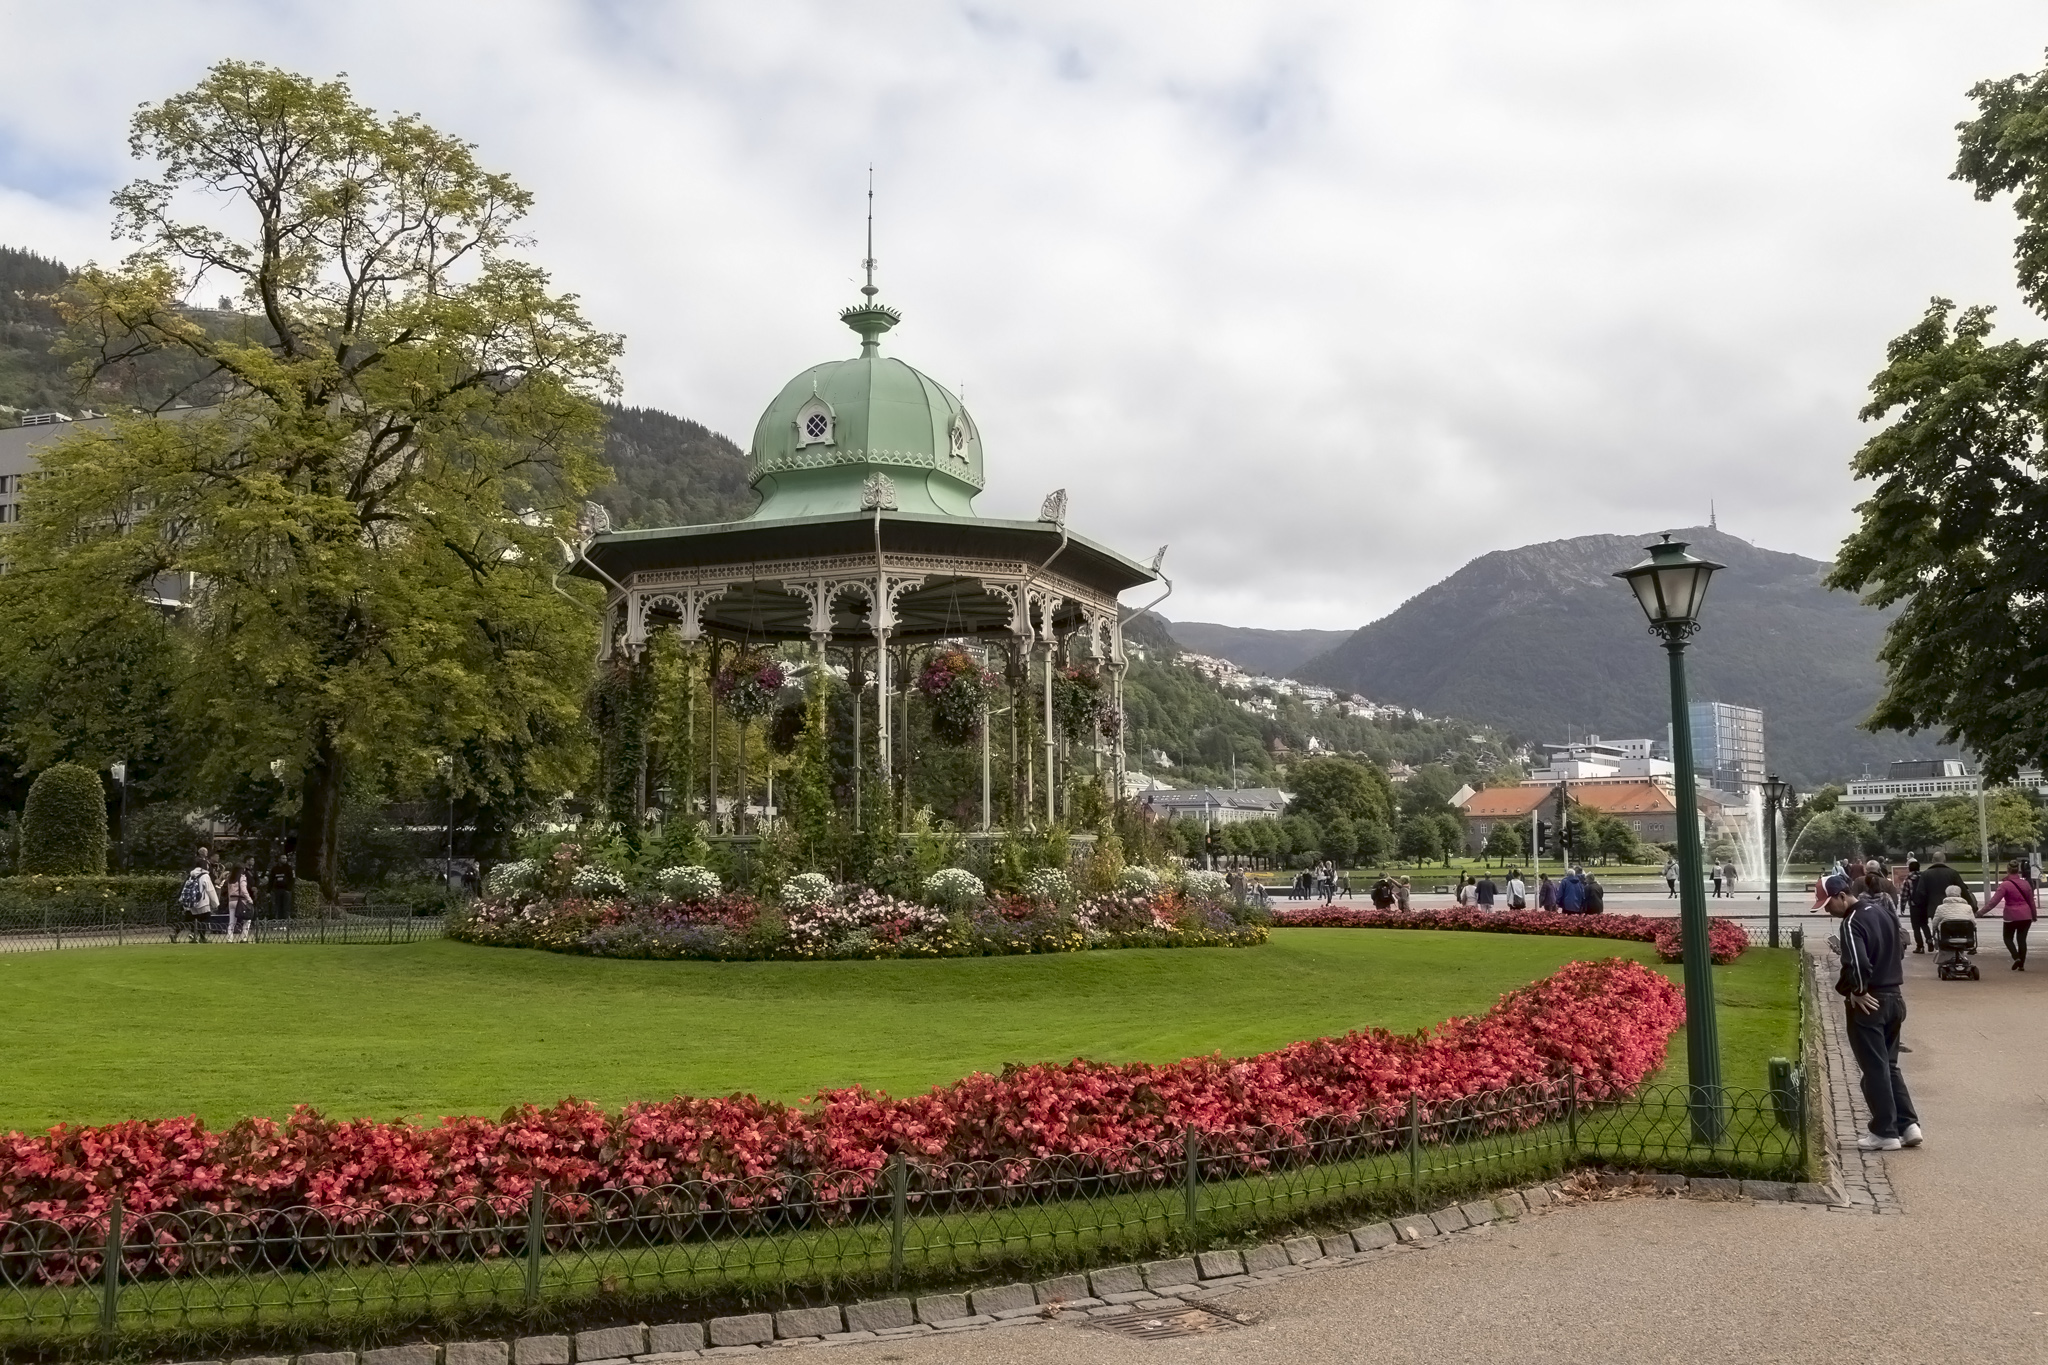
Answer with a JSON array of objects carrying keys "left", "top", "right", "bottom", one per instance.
[
  {"left": 795, "top": 394, "right": 835, "bottom": 448},
  {"left": 947, "top": 415, "right": 971, "bottom": 462}
]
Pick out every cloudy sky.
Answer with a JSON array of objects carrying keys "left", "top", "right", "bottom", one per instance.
[{"left": 1, "top": 2, "right": 2041, "bottom": 628}]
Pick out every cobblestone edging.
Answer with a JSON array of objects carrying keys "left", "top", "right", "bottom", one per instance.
[
  {"left": 151, "top": 1176, "right": 1846, "bottom": 1365},
  {"left": 1805, "top": 939, "right": 1905, "bottom": 1215}
]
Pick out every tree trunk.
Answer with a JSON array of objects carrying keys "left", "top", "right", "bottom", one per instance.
[{"left": 296, "top": 731, "right": 345, "bottom": 904}]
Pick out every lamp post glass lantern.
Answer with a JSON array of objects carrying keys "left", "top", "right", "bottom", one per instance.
[{"left": 1615, "top": 534, "right": 1726, "bottom": 1143}]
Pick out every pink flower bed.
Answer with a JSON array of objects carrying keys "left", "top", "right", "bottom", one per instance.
[
  {"left": 1273, "top": 905, "right": 1749, "bottom": 965},
  {"left": 1, "top": 959, "right": 1681, "bottom": 1265}
]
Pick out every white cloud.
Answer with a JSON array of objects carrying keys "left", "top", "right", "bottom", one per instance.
[{"left": 0, "top": 0, "right": 2039, "bottom": 626}]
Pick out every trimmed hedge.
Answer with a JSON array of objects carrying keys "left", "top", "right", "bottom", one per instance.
[
  {"left": 0, "top": 874, "right": 185, "bottom": 930},
  {"left": 19, "top": 763, "right": 108, "bottom": 875}
]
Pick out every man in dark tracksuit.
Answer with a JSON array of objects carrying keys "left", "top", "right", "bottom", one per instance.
[{"left": 1828, "top": 873, "right": 1920, "bottom": 1151}]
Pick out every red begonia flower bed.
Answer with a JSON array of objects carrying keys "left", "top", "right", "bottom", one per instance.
[
  {"left": 1274, "top": 905, "right": 1749, "bottom": 965},
  {"left": 0, "top": 958, "right": 1681, "bottom": 1266}
]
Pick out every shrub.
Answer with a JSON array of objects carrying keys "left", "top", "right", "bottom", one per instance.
[
  {"left": 569, "top": 865, "right": 628, "bottom": 897},
  {"left": 779, "top": 872, "right": 834, "bottom": 910},
  {"left": 0, "top": 875, "right": 186, "bottom": 929},
  {"left": 921, "top": 867, "right": 985, "bottom": 911},
  {"left": 1118, "top": 866, "right": 1162, "bottom": 894},
  {"left": 1274, "top": 905, "right": 1749, "bottom": 965},
  {"left": 1181, "top": 868, "right": 1230, "bottom": 906},
  {"left": 486, "top": 859, "right": 538, "bottom": 896},
  {"left": 19, "top": 763, "right": 108, "bottom": 875},
  {"left": 656, "top": 865, "right": 722, "bottom": 902},
  {"left": 1023, "top": 866, "right": 1072, "bottom": 908}
]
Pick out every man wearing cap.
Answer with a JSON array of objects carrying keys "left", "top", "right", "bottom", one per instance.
[{"left": 1827, "top": 871, "right": 1920, "bottom": 1151}]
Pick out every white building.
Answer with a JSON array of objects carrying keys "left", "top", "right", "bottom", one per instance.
[{"left": 1841, "top": 760, "right": 2048, "bottom": 821}]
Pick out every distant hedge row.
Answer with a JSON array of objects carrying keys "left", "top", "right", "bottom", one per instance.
[{"left": 0, "top": 874, "right": 185, "bottom": 930}]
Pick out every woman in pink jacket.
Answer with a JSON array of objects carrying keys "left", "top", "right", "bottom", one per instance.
[{"left": 1982, "top": 861, "right": 2038, "bottom": 971}]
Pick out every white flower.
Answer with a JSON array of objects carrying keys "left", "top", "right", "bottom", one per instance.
[
  {"left": 570, "top": 865, "right": 629, "bottom": 896},
  {"left": 922, "top": 867, "right": 985, "bottom": 909},
  {"left": 1118, "top": 866, "right": 1162, "bottom": 894},
  {"left": 780, "top": 872, "right": 836, "bottom": 910},
  {"left": 486, "top": 860, "right": 537, "bottom": 895},
  {"left": 656, "top": 865, "right": 722, "bottom": 902},
  {"left": 1181, "top": 869, "right": 1230, "bottom": 905},
  {"left": 1025, "top": 867, "right": 1073, "bottom": 907}
]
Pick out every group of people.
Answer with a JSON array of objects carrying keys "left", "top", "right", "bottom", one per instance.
[
  {"left": 1819, "top": 854, "right": 2038, "bottom": 972},
  {"left": 1828, "top": 853, "right": 2042, "bottom": 1155},
  {"left": 175, "top": 846, "right": 293, "bottom": 942},
  {"left": 1660, "top": 855, "right": 1745, "bottom": 898},
  {"left": 1442, "top": 867, "right": 1606, "bottom": 913},
  {"left": 1287, "top": 861, "right": 1350, "bottom": 904}
]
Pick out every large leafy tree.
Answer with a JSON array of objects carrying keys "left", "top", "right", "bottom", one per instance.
[
  {"left": 1285, "top": 755, "right": 1395, "bottom": 829},
  {"left": 1830, "top": 55, "right": 2048, "bottom": 780},
  {"left": 0, "top": 62, "right": 619, "bottom": 894}
]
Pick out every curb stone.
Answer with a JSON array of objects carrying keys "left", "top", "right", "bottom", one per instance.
[
  {"left": 775, "top": 1307, "right": 843, "bottom": 1339},
  {"left": 967, "top": 1284, "right": 1034, "bottom": 1316},
  {"left": 844, "top": 1299, "right": 914, "bottom": 1332},
  {"left": 1282, "top": 1236, "right": 1323, "bottom": 1264},
  {"left": 576, "top": 1327, "right": 648, "bottom": 1361},
  {"left": 914, "top": 1292, "right": 971, "bottom": 1323},
  {"left": 1197, "top": 1249, "right": 1245, "bottom": 1279},
  {"left": 1459, "top": 1200, "right": 1496, "bottom": 1227},
  {"left": 1087, "top": 1265, "right": 1143, "bottom": 1297},
  {"left": 1034, "top": 1274, "right": 1090, "bottom": 1303},
  {"left": 650, "top": 1325, "right": 707, "bottom": 1354},
  {"left": 708, "top": 1313, "right": 775, "bottom": 1348},
  {"left": 444, "top": 1348, "right": 506, "bottom": 1365},
  {"left": 1141, "top": 1257, "right": 1198, "bottom": 1287},
  {"left": 1318, "top": 1233, "right": 1357, "bottom": 1258},
  {"left": 512, "top": 1341, "right": 569, "bottom": 1365},
  {"left": 1243, "top": 1242, "right": 1291, "bottom": 1272},
  {"left": 363, "top": 1349, "right": 439, "bottom": 1365}
]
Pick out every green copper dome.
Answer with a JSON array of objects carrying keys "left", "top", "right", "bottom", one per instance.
[{"left": 746, "top": 303, "right": 985, "bottom": 521}]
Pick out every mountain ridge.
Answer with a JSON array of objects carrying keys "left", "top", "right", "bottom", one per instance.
[{"left": 1294, "top": 526, "right": 1932, "bottom": 787}]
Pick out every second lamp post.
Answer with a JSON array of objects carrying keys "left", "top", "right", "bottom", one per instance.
[{"left": 1615, "top": 534, "right": 1725, "bottom": 1144}]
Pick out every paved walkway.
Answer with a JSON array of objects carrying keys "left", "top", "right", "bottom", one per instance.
[{"left": 821, "top": 936, "right": 2048, "bottom": 1363}]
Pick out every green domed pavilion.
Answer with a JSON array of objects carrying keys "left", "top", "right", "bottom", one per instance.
[{"left": 574, "top": 282, "right": 1159, "bottom": 828}]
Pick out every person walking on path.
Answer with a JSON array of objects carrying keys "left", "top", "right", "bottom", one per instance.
[
  {"left": 1827, "top": 871, "right": 1920, "bottom": 1151},
  {"left": 1538, "top": 872, "right": 1557, "bottom": 911},
  {"left": 1711, "top": 863, "right": 1724, "bottom": 898},
  {"left": 177, "top": 851, "right": 220, "bottom": 943},
  {"left": 265, "top": 851, "right": 294, "bottom": 922},
  {"left": 1475, "top": 872, "right": 1497, "bottom": 911},
  {"left": 1663, "top": 855, "right": 1679, "bottom": 898},
  {"left": 1907, "top": 855, "right": 1974, "bottom": 946},
  {"left": 221, "top": 862, "right": 255, "bottom": 942},
  {"left": 1506, "top": 869, "right": 1527, "bottom": 911},
  {"left": 1722, "top": 860, "right": 1738, "bottom": 897},
  {"left": 1557, "top": 866, "right": 1588, "bottom": 914},
  {"left": 1394, "top": 876, "right": 1411, "bottom": 911},
  {"left": 1982, "top": 860, "right": 2037, "bottom": 970},
  {"left": 1900, "top": 859, "right": 1931, "bottom": 953}
]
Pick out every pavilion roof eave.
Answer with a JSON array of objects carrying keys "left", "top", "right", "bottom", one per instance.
[{"left": 573, "top": 509, "right": 1158, "bottom": 596}]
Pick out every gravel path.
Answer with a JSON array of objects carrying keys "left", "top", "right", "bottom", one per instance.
[{"left": 817, "top": 942, "right": 2048, "bottom": 1363}]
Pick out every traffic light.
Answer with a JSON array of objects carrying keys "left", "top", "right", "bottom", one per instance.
[
  {"left": 1204, "top": 829, "right": 1220, "bottom": 857},
  {"left": 1534, "top": 819, "right": 1554, "bottom": 856},
  {"left": 1560, "top": 820, "right": 1575, "bottom": 862}
]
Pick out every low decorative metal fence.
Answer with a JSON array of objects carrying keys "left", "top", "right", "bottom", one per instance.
[
  {"left": 0, "top": 1077, "right": 1806, "bottom": 1360},
  {"left": 0, "top": 912, "right": 447, "bottom": 955}
]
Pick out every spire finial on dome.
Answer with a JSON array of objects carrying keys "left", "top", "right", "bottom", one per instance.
[{"left": 840, "top": 165, "right": 899, "bottom": 357}]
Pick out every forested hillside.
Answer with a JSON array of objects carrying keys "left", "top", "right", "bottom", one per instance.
[{"left": 0, "top": 246, "right": 756, "bottom": 530}]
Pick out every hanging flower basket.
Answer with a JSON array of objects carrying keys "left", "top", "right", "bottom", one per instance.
[
  {"left": 1052, "top": 666, "right": 1118, "bottom": 743},
  {"left": 713, "top": 651, "right": 785, "bottom": 723},
  {"left": 918, "top": 649, "right": 999, "bottom": 745}
]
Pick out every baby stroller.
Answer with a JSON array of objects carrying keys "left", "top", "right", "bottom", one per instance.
[{"left": 1935, "top": 916, "right": 1980, "bottom": 981}]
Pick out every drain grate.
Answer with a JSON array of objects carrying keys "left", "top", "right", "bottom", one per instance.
[{"left": 1089, "top": 1307, "right": 1242, "bottom": 1340}]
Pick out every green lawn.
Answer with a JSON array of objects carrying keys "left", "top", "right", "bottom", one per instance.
[{"left": 0, "top": 932, "right": 1798, "bottom": 1132}]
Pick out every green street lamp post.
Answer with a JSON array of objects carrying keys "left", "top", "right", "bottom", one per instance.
[
  {"left": 1616, "top": 535, "right": 1725, "bottom": 1144},
  {"left": 1761, "top": 773, "right": 1792, "bottom": 950}
]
